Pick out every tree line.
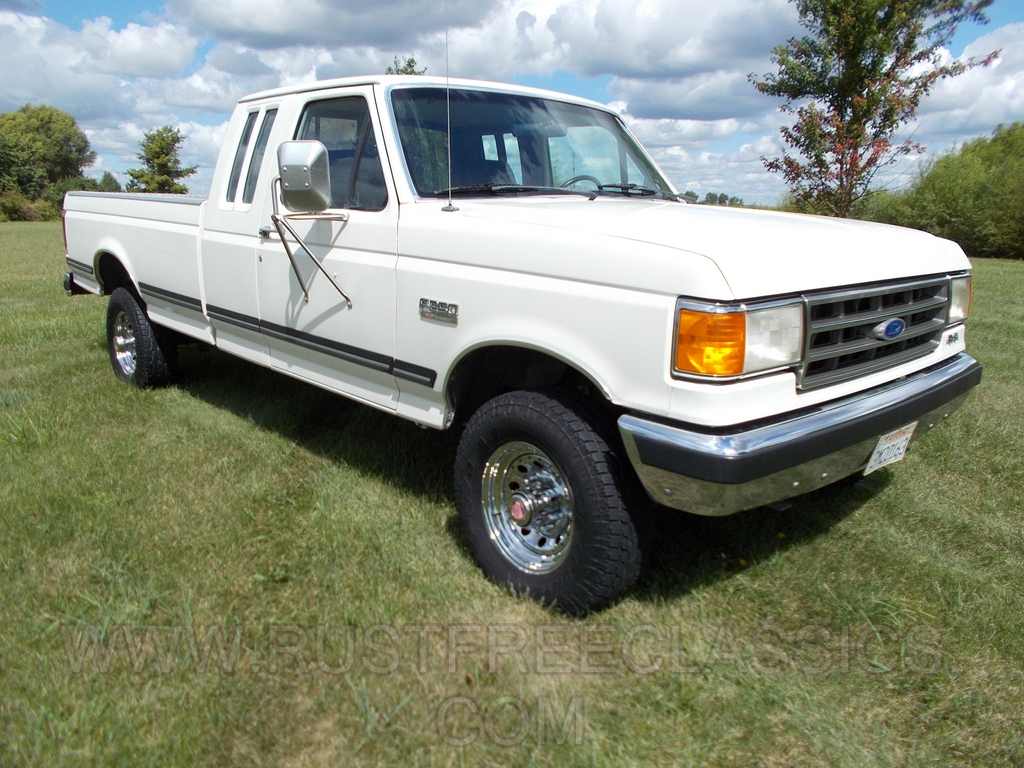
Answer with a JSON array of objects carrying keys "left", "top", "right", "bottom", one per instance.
[{"left": 0, "top": 105, "right": 196, "bottom": 221}]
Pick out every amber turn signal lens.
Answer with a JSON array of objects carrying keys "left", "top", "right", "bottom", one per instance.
[{"left": 675, "top": 309, "right": 746, "bottom": 376}]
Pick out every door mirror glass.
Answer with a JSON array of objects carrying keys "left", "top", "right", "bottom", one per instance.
[{"left": 277, "top": 140, "right": 332, "bottom": 212}]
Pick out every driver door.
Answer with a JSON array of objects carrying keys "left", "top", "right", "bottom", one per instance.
[{"left": 256, "top": 88, "right": 399, "bottom": 411}]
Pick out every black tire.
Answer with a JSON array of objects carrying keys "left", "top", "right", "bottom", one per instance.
[
  {"left": 454, "top": 389, "right": 643, "bottom": 614},
  {"left": 105, "top": 287, "right": 177, "bottom": 388}
]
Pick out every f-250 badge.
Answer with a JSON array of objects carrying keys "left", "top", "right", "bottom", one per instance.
[{"left": 419, "top": 298, "right": 459, "bottom": 325}]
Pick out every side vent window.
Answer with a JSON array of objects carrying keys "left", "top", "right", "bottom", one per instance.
[
  {"left": 242, "top": 108, "right": 278, "bottom": 205},
  {"left": 225, "top": 111, "right": 257, "bottom": 203}
]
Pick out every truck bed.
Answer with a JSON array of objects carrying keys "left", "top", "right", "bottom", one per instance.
[
  {"left": 63, "top": 191, "right": 211, "bottom": 341},
  {"left": 63, "top": 191, "right": 206, "bottom": 304}
]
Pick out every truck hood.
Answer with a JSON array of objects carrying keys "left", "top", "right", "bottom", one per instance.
[{"left": 456, "top": 198, "right": 970, "bottom": 299}]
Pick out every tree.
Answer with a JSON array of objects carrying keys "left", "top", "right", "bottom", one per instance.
[
  {"left": 751, "top": 0, "right": 998, "bottom": 217},
  {"left": 0, "top": 104, "right": 95, "bottom": 187},
  {"left": 385, "top": 56, "right": 426, "bottom": 75},
  {"left": 0, "top": 130, "right": 15, "bottom": 193},
  {"left": 98, "top": 171, "right": 122, "bottom": 192},
  {"left": 126, "top": 126, "right": 197, "bottom": 194},
  {"left": 41, "top": 176, "right": 99, "bottom": 210}
]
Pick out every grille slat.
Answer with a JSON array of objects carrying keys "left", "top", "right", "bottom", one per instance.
[
  {"left": 798, "top": 277, "right": 950, "bottom": 390},
  {"left": 805, "top": 317, "right": 948, "bottom": 362},
  {"left": 808, "top": 294, "right": 948, "bottom": 333}
]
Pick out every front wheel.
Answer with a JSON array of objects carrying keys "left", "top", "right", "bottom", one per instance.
[
  {"left": 106, "top": 287, "right": 177, "bottom": 388},
  {"left": 454, "top": 390, "right": 642, "bottom": 614}
]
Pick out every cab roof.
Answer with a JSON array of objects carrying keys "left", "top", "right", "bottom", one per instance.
[{"left": 238, "top": 74, "right": 613, "bottom": 114}]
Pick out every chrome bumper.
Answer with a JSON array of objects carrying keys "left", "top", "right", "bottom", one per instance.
[{"left": 618, "top": 353, "right": 982, "bottom": 516}]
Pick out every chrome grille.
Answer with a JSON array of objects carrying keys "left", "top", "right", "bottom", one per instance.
[{"left": 799, "top": 276, "right": 950, "bottom": 389}]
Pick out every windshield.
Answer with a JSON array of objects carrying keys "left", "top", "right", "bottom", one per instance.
[{"left": 390, "top": 87, "right": 678, "bottom": 201}]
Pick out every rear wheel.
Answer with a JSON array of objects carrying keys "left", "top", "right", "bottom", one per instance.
[
  {"left": 105, "top": 287, "right": 177, "bottom": 387},
  {"left": 455, "top": 390, "right": 642, "bottom": 614}
]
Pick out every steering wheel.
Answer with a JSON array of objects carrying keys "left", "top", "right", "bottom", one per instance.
[{"left": 560, "top": 175, "right": 603, "bottom": 189}]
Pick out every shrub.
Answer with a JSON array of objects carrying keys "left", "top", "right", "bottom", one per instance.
[
  {"left": 856, "top": 123, "right": 1024, "bottom": 259},
  {"left": 0, "top": 190, "right": 60, "bottom": 221}
]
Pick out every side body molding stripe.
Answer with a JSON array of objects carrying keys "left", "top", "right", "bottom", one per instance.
[
  {"left": 66, "top": 257, "right": 94, "bottom": 275},
  {"left": 140, "top": 282, "right": 203, "bottom": 311},
  {"left": 206, "top": 304, "right": 260, "bottom": 333},
  {"left": 204, "top": 303, "right": 437, "bottom": 388}
]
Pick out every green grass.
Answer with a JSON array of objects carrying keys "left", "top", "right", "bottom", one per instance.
[{"left": 2, "top": 221, "right": 1023, "bottom": 767}]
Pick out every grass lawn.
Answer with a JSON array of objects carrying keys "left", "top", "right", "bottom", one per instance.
[{"left": 1, "top": 221, "right": 1022, "bottom": 767}]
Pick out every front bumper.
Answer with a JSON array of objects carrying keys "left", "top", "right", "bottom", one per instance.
[{"left": 618, "top": 353, "right": 982, "bottom": 516}]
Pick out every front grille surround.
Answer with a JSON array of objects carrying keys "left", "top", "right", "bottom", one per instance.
[{"left": 797, "top": 275, "right": 953, "bottom": 390}]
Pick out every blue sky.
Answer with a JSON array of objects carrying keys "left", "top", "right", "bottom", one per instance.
[
  {"left": 950, "top": 1, "right": 1024, "bottom": 55},
  {"left": 5, "top": 0, "right": 1023, "bottom": 202},
  {"left": 41, "top": 0, "right": 163, "bottom": 29}
]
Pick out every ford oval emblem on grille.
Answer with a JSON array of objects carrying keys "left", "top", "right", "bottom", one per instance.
[{"left": 871, "top": 318, "right": 906, "bottom": 341}]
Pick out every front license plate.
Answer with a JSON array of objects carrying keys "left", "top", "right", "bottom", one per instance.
[{"left": 864, "top": 422, "right": 918, "bottom": 475}]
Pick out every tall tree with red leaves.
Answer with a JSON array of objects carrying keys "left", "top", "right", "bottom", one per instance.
[{"left": 752, "top": 0, "right": 999, "bottom": 217}]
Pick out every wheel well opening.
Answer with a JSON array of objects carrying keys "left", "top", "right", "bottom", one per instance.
[
  {"left": 96, "top": 253, "right": 134, "bottom": 296},
  {"left": 446, "top": 346, "right": 614, "bottom": 426}
]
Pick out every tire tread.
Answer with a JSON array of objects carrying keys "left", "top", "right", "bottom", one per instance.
[
  {"left": 455, "top": 389, "right": 642, "bottom": 614},
  {"left": 106, "top": 287, "right": 177, "bottom": 388}
]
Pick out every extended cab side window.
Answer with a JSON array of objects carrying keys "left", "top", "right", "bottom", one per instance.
[
  {"left": 296, "top": 97, "right": 388, "bottom": 211},
  {"left": 226, "top": 111, "right": 258, "bottom": 203},
  {"left": 242, "top": 109, "right": 278, "bottom": 205}
]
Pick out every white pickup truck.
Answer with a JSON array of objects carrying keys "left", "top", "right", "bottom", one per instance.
[{"left": 63, "top": 75, "right": 981, "bottom": 613}]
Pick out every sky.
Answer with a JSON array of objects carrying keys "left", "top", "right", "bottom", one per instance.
[{"left": 1, "top": 0, "right": 1022, "bottom": 204}]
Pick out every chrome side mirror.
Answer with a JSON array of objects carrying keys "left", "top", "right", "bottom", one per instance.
[{"left": 277, "top": 141, "right": 331, "bottom": 212}]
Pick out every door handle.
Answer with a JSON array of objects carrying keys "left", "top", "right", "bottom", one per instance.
[{"left": 258, "top": 226, "right": 272, "bottom": 239}]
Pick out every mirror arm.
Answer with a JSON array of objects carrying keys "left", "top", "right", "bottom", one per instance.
[
  {"left": 269, "top": 212, "right": 312, "bottom": 304},
  {"left": 269, "top": 177, "right": 353, "bottom": 309}
]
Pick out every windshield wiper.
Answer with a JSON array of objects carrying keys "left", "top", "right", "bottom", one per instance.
[
  {"left": 434, "top": 184, "right": 597, "bottom": 201},
  {"left": 598, "top": 183, "right": 659, "bottom": 197}
]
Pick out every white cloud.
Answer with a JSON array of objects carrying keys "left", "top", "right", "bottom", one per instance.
[
  {"left": 648, "top": 136, "right": 789, "bottom": 202},
  {"left": 611, "top": 70, "right": 778, "bottom": 121},
  {"left": 0, "top": 0, "right": 38, "bottom": 11},
  {"left": 633, "top": 118, "right": 743, "bottom": 148},
  {"left": 165, "top": 0, "right": 503, "bottom": 50},
  {"left": 78, "top": 17, "right": 197, "bottom": 77},
  {"left": 0, "top": 11, "right": 132, "bottom": 121},
  {"left": 545, "top": 0, "right": 799, "bottom": 80},
  {"left": 442, "top": 3, "right": 563, "bottom": 81},
  {"left": 143, "top": 58, "right": 279, "bottom": 114},
  {"left": 912, "top": 23, "right": 1024, "bottom": 144},
  {"left": 205, "top": 43, "right": 275, "bottom": 77},
  {"left": 175, "top": 120, "right": 231, "bottom": 193}
]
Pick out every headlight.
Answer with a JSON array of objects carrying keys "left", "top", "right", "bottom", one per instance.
[
  {"left": 949, "top": 275, "right": 972, "bottom": 323},
  {"left": 674, "top": 301, "right": 804, "bottom": 377}
]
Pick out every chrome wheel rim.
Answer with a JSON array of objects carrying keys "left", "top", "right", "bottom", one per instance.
[
  {"left": 482, "top": 441, "right": 574, "bottom": 573},
  {"left": 112, "top": 310, "right": 137, "bottom": 376}
]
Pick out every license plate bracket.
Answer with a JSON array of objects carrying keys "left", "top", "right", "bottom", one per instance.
[{"left": 864, "top": 422, "right": 918, "bottom": 475}]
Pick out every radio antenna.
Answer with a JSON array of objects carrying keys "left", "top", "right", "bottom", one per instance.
[{"left": 442, "top": 0, "right": 458, "bottom": 212}]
